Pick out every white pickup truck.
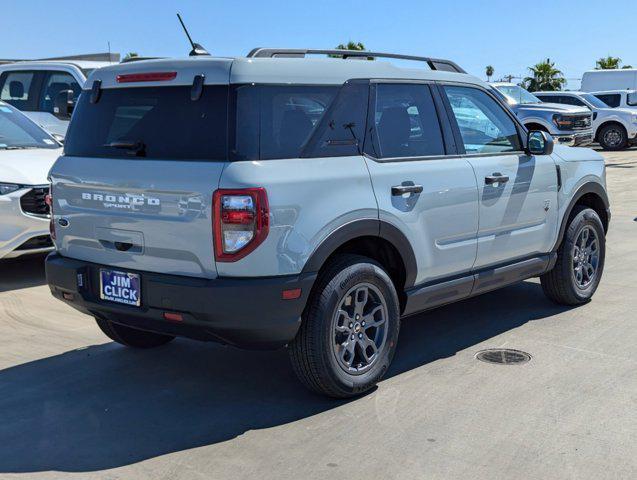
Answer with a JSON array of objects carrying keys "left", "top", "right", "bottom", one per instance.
[
  {"left": 0, "top": 60, "right": 113, "bottom": 136},
  {"left": 536, "top": 91, "right": 637, "bottom": 150}
]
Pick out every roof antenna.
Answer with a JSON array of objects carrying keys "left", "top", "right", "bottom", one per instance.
[{"left": 176, "top": 13, "right": 210, "bottom": 56}]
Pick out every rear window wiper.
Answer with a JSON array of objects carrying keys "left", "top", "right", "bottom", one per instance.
[{"left": 104, "top": 140, "right": 146, "bottom": 157}]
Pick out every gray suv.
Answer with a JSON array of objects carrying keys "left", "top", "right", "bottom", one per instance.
[{"left": 46, "top": 49, "right": 610, "bottom": 397}]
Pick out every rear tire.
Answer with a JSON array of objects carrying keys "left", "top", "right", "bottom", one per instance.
[
  {"left": 95, "top": 317, "right": 175, "bottom": 348},
  {"left": 598, "top": 123, "right": 628, "bottom": 150},
  {"left": 541, "top": 206, "right": 605, "bottom": 305},
  {"left": 289, "top": 254, "right": 400, "bottom": 398}
]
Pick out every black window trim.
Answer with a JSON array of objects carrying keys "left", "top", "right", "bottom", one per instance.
[
  {"left": 435, "top": 80, "right": 527, "bottom": 157},
  {"left": 362, "top": 78, "right": 455, "bottom": 163}
]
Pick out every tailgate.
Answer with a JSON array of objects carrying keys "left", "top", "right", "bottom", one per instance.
[{"left": 50, "top": 155, "right": 225, "bottom": 278}]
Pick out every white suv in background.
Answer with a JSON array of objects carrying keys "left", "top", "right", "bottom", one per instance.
[
  {"left": 0, "top": 60, "right": 112, "bottom": 136},
  {"left": 0, "top": 101, "right": 61, "bottom": 259},
  {"left": 591, "top": 90, "right": 637, "bottom": 112},
  {"left": 536, "top": 91, "right": 637, "bottom": 150}
]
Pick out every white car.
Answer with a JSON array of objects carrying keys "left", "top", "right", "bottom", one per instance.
[
  {"left": 0, "top": 60, "right": 112, "bottom": 136},
  {"left": 535, "top": 91, "right": 637, "bottom": 150},
  {"left": 591, "top": 90, "right": 637, "bottom": 111},
  {"left": 0, "top": 101, "right": 61, "bottom": 259}
]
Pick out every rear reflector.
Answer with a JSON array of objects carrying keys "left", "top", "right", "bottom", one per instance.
[
  {"left": 163, "top": 312, "right": 184, "bottom": 322},
  {"left": 116, "top": 72, "right": 177, "bottom": 83},
  {"left": 282, "top": 288, "right": 302, "bottom": 300}
]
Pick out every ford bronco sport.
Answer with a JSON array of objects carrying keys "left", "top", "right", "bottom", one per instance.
[{"left": 46, "top": 48, "right": 610, "bottom": 398}]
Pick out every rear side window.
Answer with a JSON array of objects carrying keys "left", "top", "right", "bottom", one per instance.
[
  {"left": 232, "top": 85, "right": 337, "bottom": 160},
  {"left": 0, "top": 71, "right": 35, "bottom": 110},
  {"left": 444, "top": 86, "right": 521, "bottom": 154},
  {"left": 594, "top": 94, "right": 620, "bottom": 108},
  {"left": 628, "top": 92, "right": 637, "bottom": 106},
  {"left": 369, "top": 83, "right": 445, "bottom": 158},
  {"left": 64, "top": 86, "right": 228, "bottom": 160}
]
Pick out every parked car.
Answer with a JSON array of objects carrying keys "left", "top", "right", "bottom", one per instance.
[
  {"left": 0, "top": 60, "right": 112, "bottom": 136},
  {"left": 492, "top": 83, "right": 593, "bottom": 147},
  {"left": 46, "top": 49, "right": 610, "bottom": 397},
  {"left": 581, "top": 69, "right": 637, "bottom": 92},
  {"left": 0, "top": 101, "right": 60, "bottom": 259},
  {"left": 590, "top": 89, "right": 637, "bottom": 111},
  {"left": 535, "top": 91, "right": 637, "bottom": 150}
]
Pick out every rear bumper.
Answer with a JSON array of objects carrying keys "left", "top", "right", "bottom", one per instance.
[{"left": 45, "top": 253, "right": 316, "bottom": 349}]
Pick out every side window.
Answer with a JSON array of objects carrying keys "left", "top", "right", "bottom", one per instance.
[
  {"left": 0, "top": 71, "right": 36, "bottom": 110},
  {"left": 627, "top": 92, "right": 637, "bottom": 106},
  {"left": 302, "top": 82, "right": 369, "bottom": 158},
  {"left": 561, "top": 96, "right": 586, "bottom": 107},
  {"left": 40, "top": 72, "right": 81, "bottom": 115},
  {"left": 371, "top": 83, "right": 444, "bottom": 158},
  {"left": 536, "top": 95, "right": 556, "bottom": 103},
  {"left": 233, "top": 85, "right": 337, "bottom": 160},
  {"left": 595, "top": 94, "right": 620, "bottom": 108},
  {"left": 444, "top": 86, "right": 521, "bottom": 154}
]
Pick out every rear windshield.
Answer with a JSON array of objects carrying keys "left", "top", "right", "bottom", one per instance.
[{"left": 64, "top": 86, "right": 229, "bottom": 160}]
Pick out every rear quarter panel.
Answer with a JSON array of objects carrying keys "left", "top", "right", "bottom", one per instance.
[{"left": 216, "top": 156, "right": 378, "bottom": 277}]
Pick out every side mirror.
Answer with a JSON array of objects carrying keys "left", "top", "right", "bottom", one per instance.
[
  {"left": 526, "top": 130, "right": 554, "bottom": 156},
  {"left": 53, "top": 90, "right": 75, "bottom": 119}
]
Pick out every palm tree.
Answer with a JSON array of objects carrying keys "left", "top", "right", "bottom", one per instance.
[
  {"left": 330, "top": 42, "right": 373, "bottom": 60},
  {"left": 523, "top": 58, "right": 566, "bottom": 92},
  {"left": 485, "top": 65, "right": 494, "bottom": 82},
  {"left": 123, "top": 52, "right": 139, "bottom": 61},
  {"left": 595, "top": 56, "right": 633, "bottom": 69}
]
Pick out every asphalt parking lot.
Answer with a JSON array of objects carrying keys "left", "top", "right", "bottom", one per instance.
[{"left": 0, "top": 148, "right": 636, "bottom": 480}]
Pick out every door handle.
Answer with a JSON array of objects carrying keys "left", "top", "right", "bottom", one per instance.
[
  {"left": 391, "top": 184, "right": 424, "bottom": 196},
  {"left": 484, "top": 173, "right": 510, "bottom": 185}
]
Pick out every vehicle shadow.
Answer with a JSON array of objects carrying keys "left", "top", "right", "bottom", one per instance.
[
  {"left": 0, "top": 254, "right": 48, "bottom": 293},
  {"left": 0, "top": 280, "right": 571, "bottom": 473}
]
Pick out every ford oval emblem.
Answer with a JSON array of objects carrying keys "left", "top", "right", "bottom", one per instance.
[{"left": 57, "top": 218, "right": 70, "bottom": 228}]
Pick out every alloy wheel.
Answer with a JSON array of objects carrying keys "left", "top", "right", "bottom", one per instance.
[{"left": 331, "top": 283, "right": 388, "bottom": 374}]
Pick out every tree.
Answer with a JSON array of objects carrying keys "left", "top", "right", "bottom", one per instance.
[
  {"left": 485, "top": 65, "right": 494, "bottom": 82},
  {"left": 123, "top": 52, "right": 139, "bottom": 60},
  {"left": 595, "top": 56, "right": 632, "bottom": 69},
  {"left": 330, "top": 41, "right": 373, "bottom": 60},
  {"left": 523, "top": 58, "right": 566, "bottom": 92}
]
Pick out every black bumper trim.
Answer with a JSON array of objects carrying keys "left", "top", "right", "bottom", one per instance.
[{"left": 45, "top": 253, "right": 316, "bottom": 349}]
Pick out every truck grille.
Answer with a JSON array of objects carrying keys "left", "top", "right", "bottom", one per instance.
[
  {"left": 569, "top": 114, "right": 592, "bottom": 130},
  {"left": 20, "top": 186, "right": 50, "bottom": 217}
]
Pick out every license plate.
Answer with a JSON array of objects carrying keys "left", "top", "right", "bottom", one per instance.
[{"left": 99, "top": 269, "right": 141, "bottom": 307}]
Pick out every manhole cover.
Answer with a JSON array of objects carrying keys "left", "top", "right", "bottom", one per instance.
[{"left": 476, "top": 349, "right": 531, "bottom": 365}]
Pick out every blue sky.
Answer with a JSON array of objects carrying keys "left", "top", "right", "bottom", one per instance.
[{"left": 2, "top": 0, "right": 635, "bottom": 89}]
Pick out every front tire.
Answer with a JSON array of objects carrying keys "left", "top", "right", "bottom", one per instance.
[
  {"left": 541, "top": 206, "right": 605, "bottom": 305},
  {"left": 598, "top": 123, "right": 628, "bottom": 150},
  {"left": 95, "top": 317, "right": 175, "bottom": 348},
  {"left": 289, "top": 255, "right": 400, "bottom": 398}
]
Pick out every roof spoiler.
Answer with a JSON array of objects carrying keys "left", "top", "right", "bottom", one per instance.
[{"left": 247, "top": 48, "right": 466, "bottom": 74}]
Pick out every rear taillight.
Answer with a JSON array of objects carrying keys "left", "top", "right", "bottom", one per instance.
[
  {"left": 45, "top": 190, "right": 55, "bottom": 240},
  {"left": 213, "top": 188, "right": 269, "bottom": 262}
]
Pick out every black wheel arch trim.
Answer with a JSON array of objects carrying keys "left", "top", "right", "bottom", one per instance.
[
  {"left": 553, "top": 181, "right": 610, "bottom": 252},
  {"left": 301, "top": 219, "right": 418, "bottom": 288}
]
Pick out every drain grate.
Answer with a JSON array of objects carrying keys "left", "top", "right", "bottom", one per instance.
[{"left": 476, "top": 349, "right": 531, "bottom": 365}]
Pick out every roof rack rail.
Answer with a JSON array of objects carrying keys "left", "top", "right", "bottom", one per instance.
[{"left": 246, "top": 48, "right": 466, "bottom": 74}]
